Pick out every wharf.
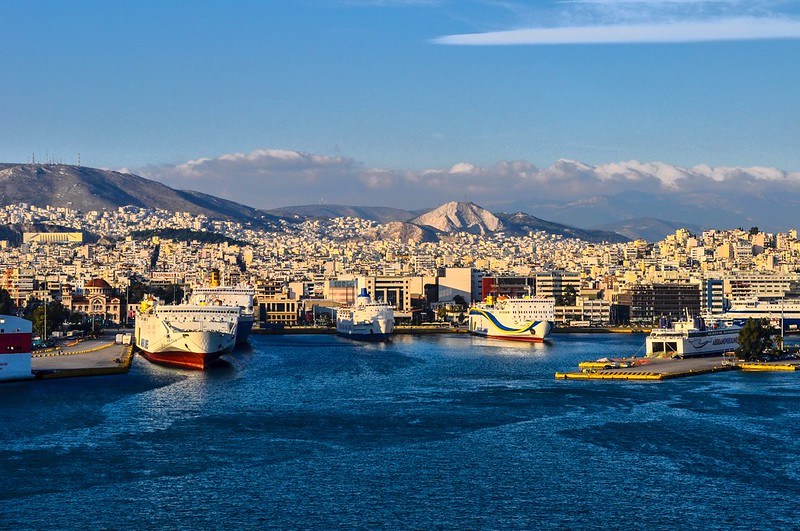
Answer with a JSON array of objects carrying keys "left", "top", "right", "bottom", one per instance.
[
  {"left": 739, "top": 361, "right": 800, "bottom": 372},
  {"left": 31, "top": 335, "right": 134, "bottom": 379},
  {"left": 556, "top": 356, "right": 737, "bottom": 381}
]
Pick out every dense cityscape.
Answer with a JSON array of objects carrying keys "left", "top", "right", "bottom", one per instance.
[{"left": 4, "top": 201, "right": 800, "bottom": 334}]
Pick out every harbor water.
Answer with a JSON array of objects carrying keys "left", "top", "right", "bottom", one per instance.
[{"left": 2, "top": 333, "right": 800, "bottom": 529}]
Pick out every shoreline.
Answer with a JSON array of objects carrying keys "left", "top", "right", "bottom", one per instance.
[{"left": 251, "top": 325, "right": 651, "bottom": 335}]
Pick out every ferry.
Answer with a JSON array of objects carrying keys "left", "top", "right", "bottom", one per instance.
[
  {"left": 468, "top": 294, "right": 555, "bottom": 342},
  {"left": 722, "top": 299, "right": 800, "bottom": 332},
  {"left": 0, "top": 315, "right": 33, "bottom": 381},
  {"left": 336, "top": 288, "right": 394, "bottom": 341},
  {"left": 135, "top": 299, "right": 239, "bottom": 370},
  {"left": 190, "top": 285, "right": 255, "bottom": 345},
  {"left": 646, "top": 315, "right": 740, "bottom": 358}
]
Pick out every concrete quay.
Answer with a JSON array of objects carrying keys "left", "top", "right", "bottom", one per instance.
[{"left": 31, "top": 334, "right": 134, "bottom": 379}]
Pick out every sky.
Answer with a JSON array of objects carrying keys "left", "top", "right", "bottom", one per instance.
[{"left": 2, "top": 0, "right": 800, "bottom": 214}]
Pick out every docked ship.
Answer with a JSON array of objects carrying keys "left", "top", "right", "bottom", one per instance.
[
  {"left": 135, "top": 300, "right": 239, "bottom": 370},
  {"left": 721, "top": 299, "right": 800, "bottom": 332},
  {"left": 336, "top": 288, "right": 394, "bottom": 341},
  {"left": 646, "top": 315, "right": 741, "bottom": 358},
  {"left": 468, "top": 294, "right": 555, "bottom": 342},
  {"left": 190, "top": 285, "right": 256, "bottom": 345},
  {"left": 0, "top": 315, "right": 33, "bottom": 382}
]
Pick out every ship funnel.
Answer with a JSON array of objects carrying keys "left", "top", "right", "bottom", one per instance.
[
  {"left": 210, "top": 269, "right": 221, "bottom": 288},
  {"left": 356, "top": 288, "right": 371, "bottom": 306}
]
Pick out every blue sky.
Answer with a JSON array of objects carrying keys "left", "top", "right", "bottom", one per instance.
[{"left": 2, "top": 0, "right": 800, "bottom": 212}]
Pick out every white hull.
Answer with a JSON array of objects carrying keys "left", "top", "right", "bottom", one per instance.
[
  {"left": 468, "top": 296, "right": 555, "bottom": 342},
  {"left": 647, "top": 320, "right": 740, "bottom": 358},
  {"left": 0, "top": 353, "right": 33, "bottom": 381},
  {"left": 336, "top": 317, "right": 394, "bottom": 340}
]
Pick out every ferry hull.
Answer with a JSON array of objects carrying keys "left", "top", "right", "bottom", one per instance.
[
  {"left": 138, "top": 349, "right": 225, "bottom": 370},
  {"left": 475, "top": 333, "right": 549, "bottom": 343},
  {"left": 236, "top": 315, "right": 254, "bottom": 345},
  {"left": 469, "top": 310, "right": 553, "bottom": 342},
  {"left": 0, "top": 352, "right": 33, "bottom": 381},
  {"left": 336, "top": 330, "right": 392, "bottom": 342}
]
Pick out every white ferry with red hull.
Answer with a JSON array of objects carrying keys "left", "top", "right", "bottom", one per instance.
[
  {"left": 0, "top": 315, "right": 33, "bottom": 381},
  {"left": 468, "top": 295, "right": 555, "bottom": 342},
  {"left": 135, "top": 301, "right": 239, "bottom": 370}
]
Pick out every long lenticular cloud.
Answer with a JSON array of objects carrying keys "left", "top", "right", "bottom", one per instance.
[{"left": 433, "top": 17, "right": 800, "bottom": 45}]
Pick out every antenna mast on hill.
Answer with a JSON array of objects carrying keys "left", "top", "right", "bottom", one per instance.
[{"left": 77, "top": 153, "right": 81, "bottom": 167}]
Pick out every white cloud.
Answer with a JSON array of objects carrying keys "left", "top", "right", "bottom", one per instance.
[
  {"left": 135, "top": 148, "right": 800, "bottom": 219},
  {"left": 434, "top": 17, "right": 800, "bottom": 45}
]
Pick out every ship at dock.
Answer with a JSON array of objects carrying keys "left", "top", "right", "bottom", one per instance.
[
  {"left": 721, "top": 299, "right": 800, "bottom": 332},
  {"left": 134, "top": 299, "right": 239, "bottom": 370},
  {"left": 468, "top": 294, "right": 555, "bottom": 342},
  {"left": 336, "top": 288, "right": 394, "bottom": 341},
  {"left": 646, "top": 314, "right": 741, "bottom": 358},
  {"left": 190, "top": 285, "right": 255, "bottom": 345},
  {"left": 0, "top": 315, "right": 33, "bottom": 382}
]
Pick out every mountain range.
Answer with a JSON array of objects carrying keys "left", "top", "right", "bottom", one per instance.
[{"left": 1, "top": 163, "right": 631, "bottom": 242}]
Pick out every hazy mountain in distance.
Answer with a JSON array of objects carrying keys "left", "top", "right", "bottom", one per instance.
[
  {"left": 593, "top": 217, "right": 704, "bottom": 242},
  {"left": 509, "top": 189, "right": 784, "bottom": 232},
  {"left": 496, "top": 211, "right": 628, "bottom": 243},
  {"left": 266, "top": 204, "right": 415, "bottom": 223}
]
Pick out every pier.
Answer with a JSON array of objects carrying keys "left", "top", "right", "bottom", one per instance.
[{"left": 31, "top": 334, "right": 134, "bottom": 379}]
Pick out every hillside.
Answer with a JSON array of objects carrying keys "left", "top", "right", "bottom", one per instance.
[
  {"left": 0, "top": 163, "right": 278, "bottom": 227},
  {"left": 410, "top": 202, "right": 504, "bottom": 235},
  {"left": 407, "top": 201, "right": 627, "bottom": 243},
  {"left": 497, "top": 212, "right": 628, "bottom": 243}
]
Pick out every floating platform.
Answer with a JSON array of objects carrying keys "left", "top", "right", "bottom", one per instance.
[
  {"left": 557, "top": 356, "right": 737, "bottom": 381},
  {"left": 738, "top": 361, "right": 800, "bottom": 372}
]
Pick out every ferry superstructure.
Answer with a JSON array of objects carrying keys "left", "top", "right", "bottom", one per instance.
[
  {"left": 135, "top": 300, "right": 239, "bottom": 370},
  {"left": 468, "top": 295, "right": 555, "bottom": 342},
  {"left": 336, "top": 288, "right": 394, "bottom": 341},
  {"left": 190, "top": 286, "right": 255, "bottom": 345},
  {"left": 0, "top": 315, "right": 33, "bottom": 381},
  {"left": 646, "top": 315, "right": 740, "bottom": 358},
  {"left": 722, "top": 299, "right": 800, "bottom": 332}
]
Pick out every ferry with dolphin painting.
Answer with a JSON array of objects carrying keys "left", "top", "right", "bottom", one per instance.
[{"left": 468, "top": 294, "right": 555, "bottom": 342}]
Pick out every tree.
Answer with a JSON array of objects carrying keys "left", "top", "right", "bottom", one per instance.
[
  {"left": 563, "top": 285, "right": 578, "bottom": 306},
  {"left": 31, "top": 301, "right": 69, "bottom": 338},
  {"left": 453, "top": 295, "right": 467, "bottom": 308},
  {"left": 736, "top": 318, "right": 776, "bottom": 361},
  {"left": 749, "top": 226, "right": 760, "bottom": 236},
  {"left": 0, "top": 289, "right": 16, "bottom": 315}
]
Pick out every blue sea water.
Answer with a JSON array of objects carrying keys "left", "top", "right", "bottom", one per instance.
[{"left": 2, "top": 333, "right": 800, "bottom": 530}]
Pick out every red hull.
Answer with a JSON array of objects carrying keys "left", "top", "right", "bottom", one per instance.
[
  {"left": 485, "top": 334, "right": 546, "bottom": 343},
  {"left": 138, "top": 349, "right": 224, "bottom": 370}
]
